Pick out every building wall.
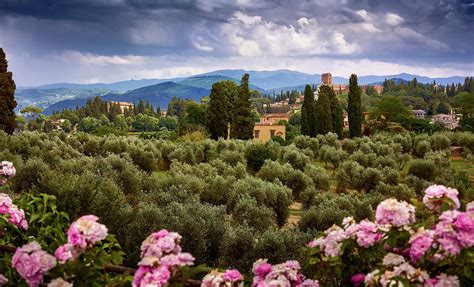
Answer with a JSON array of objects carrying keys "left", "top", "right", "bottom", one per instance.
[
  {"left": 254, "top": 124, "right": 286, "bottom": 142},
  {"left": 260, "top": 114, "right": 291, "bottom": 125}
]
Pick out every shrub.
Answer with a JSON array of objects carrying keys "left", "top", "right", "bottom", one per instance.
[
  {"left": 282, "top": 147, "right": 310, "bottom": 170},
  {"left": 228, "top": 177, "right": 292, "bottom": 227},
  {"left": 257, "top": 160, "right": 311, "bottom": 199},
  {"left": 219, "top": 150, "right": 246, "bottom": 167},
  {"left": 415, "top": 140, "right": 431, "bottom": 158},
  {"left": 244, "top": 143, "right": 278, "bottom": 172},
  {"left": 319, "top": 146, "right": 347, "bottom": 169},
  {"left": 299, "top": 204, "right": 351, "bottom": 231},
  {"left": 430, "top": 133, "right": 451, "bottom": 151},
  {"left": 201, "top": 176, "right": 235, "bottom": 206},
  {"left": 233, "top": 197, "right": 276, "bottom": 231},
  {"left": 292, "top": 136, "right": 319, "bottom": 155},
  {"left": 408, "top": 159, "right": 436, "bottom": 181},
  {"left": 341, "top": 139, "right": 358, "bottom": 154},
  {"left": 218, "top": 224, "right": 257, "bottom": 272},
  {"left": 304, "top": 165, "right": 330, "bottom": 191}
]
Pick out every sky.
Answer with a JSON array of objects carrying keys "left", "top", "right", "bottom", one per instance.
[{"left": 0, "top": 0, "right": 473, "bottom": 86}]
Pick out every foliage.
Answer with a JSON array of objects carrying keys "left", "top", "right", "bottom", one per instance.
[
  {"left": 348, "top": 74, "right": 362, "bottom": 138},
  {"left": 0, "top": 48, "right": 17, "bottom": 134},
  {"left": 301, "top": 85, "right": 316, "bottom": 137},
  {"left": 230, "top": 74, "right": 254, "bottom": 140}
]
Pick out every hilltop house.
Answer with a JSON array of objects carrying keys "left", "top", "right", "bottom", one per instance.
[
  {"left": 411, "top": 110, "right": 426, "bottom": 119},
  {"left": 109, "top": 101, "right": 134, "bottom": 113},
  {"left": 431, "top": 113, "right": 460, "bottom": 130}
]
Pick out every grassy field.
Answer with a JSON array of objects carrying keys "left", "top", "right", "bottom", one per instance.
[{"left": 450, "top": 157, "right": 474, "bottom": 188}]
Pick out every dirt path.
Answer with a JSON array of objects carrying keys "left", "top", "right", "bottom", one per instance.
[{"left": 285, "top": 202, "right": 302, "bottom": 228}]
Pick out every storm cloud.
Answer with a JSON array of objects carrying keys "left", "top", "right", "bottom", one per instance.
[{"left": 0, "top": 0, "right": 472, "bottom": 86}]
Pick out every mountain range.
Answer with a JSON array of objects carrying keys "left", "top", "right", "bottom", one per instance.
[{"left": 16, "top": 69, "right": 468, "bottom": 115}]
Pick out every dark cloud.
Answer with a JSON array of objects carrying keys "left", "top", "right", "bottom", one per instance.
[{"left": 0, "top": 0, "right": 472, "bottom": 85}]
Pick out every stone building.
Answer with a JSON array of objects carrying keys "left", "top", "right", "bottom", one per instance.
[{"left": 253, "top": 123, "right": 286, "bottom": 142}]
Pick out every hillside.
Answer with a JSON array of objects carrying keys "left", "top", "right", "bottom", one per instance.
[
  {"left": 43, "top": 81, "right": 209, "bottom": 114},
  {"left": 35, "top": 78, "right": 184, "bottom": 92},
  {"left": 14, "top": 88, "right": 108, "bottom": 112},
  {"left": 177, "top": 75, "right": 265, "bottom": 92}
]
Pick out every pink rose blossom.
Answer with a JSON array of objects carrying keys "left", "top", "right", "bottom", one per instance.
[
  {"left": 223, "top": 269, "right": 243, "bottom": 282},
  {"left": 133, "top": 265, "right": 171, "bottom": 287},
  {"left": 12, "top": 242, "right": 56, "bottom": 287},
  {"left": 67, "top": 215, "right": 108, "bottom": 249},
  {"left": 356, "top": 220, "right": 383, "bottom": 248},
  {"left": 454, "top": 212, "right": 474, "bottom": 248},
  {"left": 0, "top": 193, "right": 12, "bottom": 213},
  {"left": 134, "top": 229, "right": 194, "bottom": 287},
  {"left": 0, "top": 274, "right": 7, "bottom": 286},
  {"left": 409, "top": 228, "right": 434, "bottom": 262},
  {"left": 424, "top": 273, "right": 459, "bottom": 287},
  {"left": 376, "top": 198, "right": 416, "bottom": 227},
  {"left": 351, "top": 273, "right": 365, "bottom": 287},
  {"left": 54, "top": 244, "right": 74, "bottom": 264},
  {"left": 251, "top": 259, "right": 317, "bottom": 287},
  {"left": 423, "top": 185, "right": 460, "bottom": 212}
]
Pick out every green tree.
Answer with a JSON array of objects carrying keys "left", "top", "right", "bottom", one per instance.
[
  {"left": 348, "top": 74, "right": 362, "bottom": 138},
  {"left": 207, "top": 81, "right": 237, "bottom": 139},
  {"left": 301, "top": 85, "right": 315, "bottom": 137},
  {"left": 0, "top": 48, "right": 17, "bottom": 134},
  {"left": 316, "top": 85, "right": 333, "bottom": 135},
  {"left": 230, "top": 74, "right": 254, "bottom": 140},
  {"left": 457, "top": 92, "right": 474, "bottom": 132},
  {"left": 375, "top": 95, "right": 411, "bottom": 123},
  {"left": 20, "top": 106, "right": 42, "bottom": 122}
]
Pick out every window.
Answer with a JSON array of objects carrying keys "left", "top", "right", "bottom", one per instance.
[
  {"left": 254, "top": 130, "right": 260, "bottom": 139},
  {"left": 270, "top": 130, "right": 275, "bottom": 138}
]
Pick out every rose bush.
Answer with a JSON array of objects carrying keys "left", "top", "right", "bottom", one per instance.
[{"left": 306, "top": 185, "right": 473, "bottom": 286}]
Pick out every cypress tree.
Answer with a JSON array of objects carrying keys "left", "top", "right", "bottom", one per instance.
[
  {"left": 138, "top": 99, "right": 145, "bottom": 114},
  {"left": 315, "top": 85, "right": 333, "bottom": 135},
  {"left": 207, "top": 81, "right": 237, "bottom": 140},
  {"left": 300, "top": 103, "right": 309, "bottom": 136},
  {"left": 0, "top": 48, "right": 17, "bottom": 134},
  {"left": 348, "top": 74, "right": 362, "bottom": 138},
  {"left": 320, "top": 84, "right": 343, "bottom": 138},
  {"left": 301, "top": 85, "right": 316, "bottom": 136},
  {"left": 230, "top": 74, "right": 254, "bottom": 140}
]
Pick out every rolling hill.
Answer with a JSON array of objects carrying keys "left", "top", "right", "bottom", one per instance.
[
  {"left": 23, "top": 69, "right": 469, "bottom": 115},
  {"left": 177, "top": 75, "right": 264, "bottom": 92},
  {"left": 43, "top": 81, "right": 210, "bottom": 115}
]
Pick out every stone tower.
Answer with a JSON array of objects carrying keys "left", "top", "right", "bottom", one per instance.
[{"left": 321, "top": 73, "right": 332, "bottom": 85}]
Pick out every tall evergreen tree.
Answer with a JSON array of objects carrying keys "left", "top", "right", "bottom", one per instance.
[
  {"left": 301, "top": 85, "right": 316, "bottom": 136},
  {"left": 315, "top": 85, "right": 332, "bottom": 135},
  {"left": 230, "top": 74, "right": 254, "bottom": 140},
  {"left": 300, "top": 105, "right": 309, "bottom": 136},
  {"left": 138, "top": 99, "right": 146, "bottom": 114},
  {"left": 0, "top": 48, "right": 17, "bottom": 134},
  {"left": 207, "top": 81, "right": 237, "bottom": 140},
  {"left": 348, "top": 74, "right": 362, "bottom": 138},
  {"left": 321, "top": 85, "right": 343, "bottom": 138}
]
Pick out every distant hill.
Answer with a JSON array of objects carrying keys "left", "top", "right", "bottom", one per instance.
[
  {"left": 358, "top": 73, "right": 465, "bottom": 85},
  {"left": 14, "top": 88, "right": 107, "bottom": 112},
  {"left": 36, "top": 78, "right": 184, "bottom": 93},
  {"left": 43, "top": 81, "right": 209, "bottom": 115},
  {"left": 177, "top": 75, "right": 265, "bottom": 92},
  {"left": 199, "top": 69, "right": 318, "bottom": 90},
  {"left": 23, "top": 69, "right": 469, "bottom": 114}
]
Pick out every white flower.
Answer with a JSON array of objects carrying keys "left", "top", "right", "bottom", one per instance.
[
  {"left": 382, "top": 253, "right": 405, "bottom": 267},
  {"left": 47, "top": 278, "right": 73, "bottom": 287}
]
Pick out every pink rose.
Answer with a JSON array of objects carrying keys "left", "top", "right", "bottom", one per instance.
[{"left": 223, "top": 269, "right": 243, "bottom": 282}]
